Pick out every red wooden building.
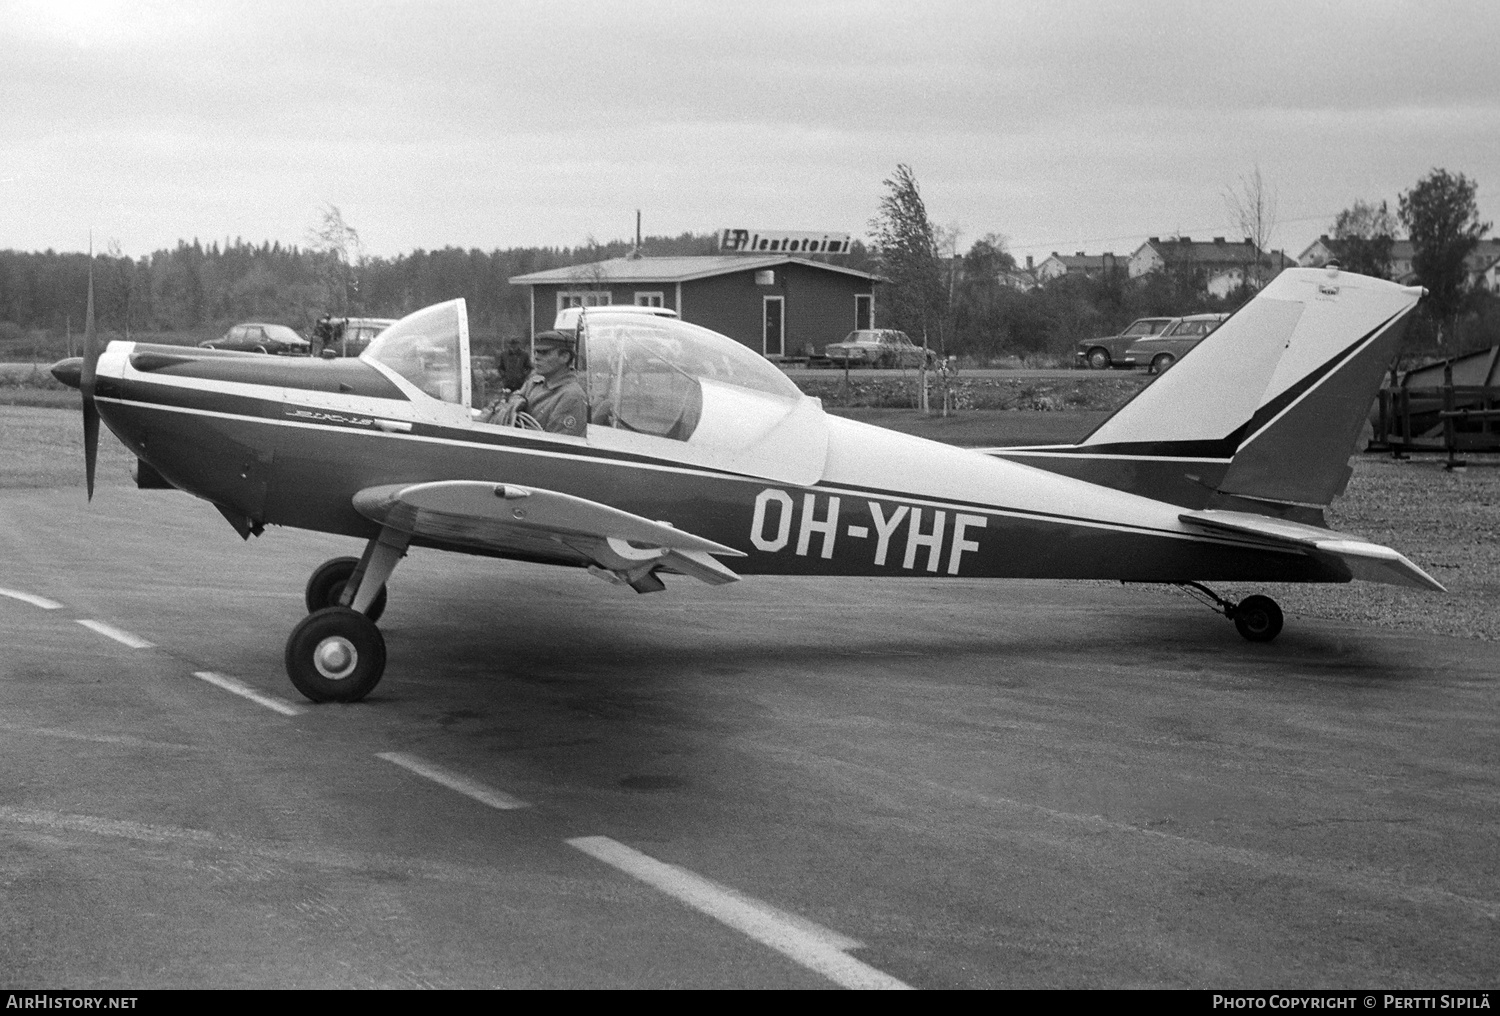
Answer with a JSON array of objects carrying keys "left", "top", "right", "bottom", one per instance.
[{"left": 509, "top": 254, "right": 880, "bottom": 359}]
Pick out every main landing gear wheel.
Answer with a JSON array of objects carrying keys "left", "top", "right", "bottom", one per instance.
[
  {"left": 1232, "top": 594, "right": 1284, "bottom": 643},
  {"left": 1088, "top": 348, "right": 1111, "bottom": 370},
  {"left": 1172, "top": 582, "right": 1285, "bottom": 643},
  {"left": 285, "top": 607, "right": 386, "bottom": 702},
  {"left": 305, "top": 556, "right": 387, "bottom": 622}
]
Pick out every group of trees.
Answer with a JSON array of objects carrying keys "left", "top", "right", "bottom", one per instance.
[
  {"left": 866, "top": 165, "right": 1496, "bottom": 362},
  {"left": 3, "top": 169, "right": 1493, "bottom": 364},
  {"left": 866, "top": 165, "right": 1247, "bottom": 361},
  {"left": 1323, "top": 169, "right": 1492, "bottom": 347},
  {"left": 0, "top": 226, "right": 739, "bottom": 359}
]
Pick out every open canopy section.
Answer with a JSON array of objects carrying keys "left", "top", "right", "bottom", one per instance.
[
  {"left": 577, "top": 310, "right": 828, "bottom": 485},
  {"left": 361, "top": 299, "right": 471, "bottom": 407}
]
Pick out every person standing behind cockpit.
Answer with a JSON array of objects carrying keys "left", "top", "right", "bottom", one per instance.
[{"left": 497, "top": 336, "right": 532, "bottom": 393}]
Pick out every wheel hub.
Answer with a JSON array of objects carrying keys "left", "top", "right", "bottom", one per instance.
[{"left": 314, "top": 636, "right": 359, "bottom": 680}]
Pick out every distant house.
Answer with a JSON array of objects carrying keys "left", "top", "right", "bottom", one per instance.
[
  {"left": 508, "top": 254, "right": 880, "bottom": 358},
  {"left": 1300, "top": 235, "right": 1500, "bottom": 288},
  {"left": 997, "top": 266, "right": 1041, "bottom": 291},
  {"left": 1035, "top": 251, "right": 1127, "bottom": 283},
  {"left": 1130, "top": 236, "right": 1292, "bottom": 293},
  {"left": 1204, "top": 260, "right": 1294, "bottom": 299}
]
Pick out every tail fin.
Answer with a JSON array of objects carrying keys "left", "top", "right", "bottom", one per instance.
[{"left": 989, "top": 268, "right": 1424, "bottom": 516}]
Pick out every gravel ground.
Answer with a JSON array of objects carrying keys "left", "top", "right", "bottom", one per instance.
[{"left": 1216, "top": 454, "right": 1500, "bottom": 642}]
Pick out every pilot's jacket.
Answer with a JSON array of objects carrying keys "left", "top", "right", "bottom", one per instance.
[{"left": 515, "top": 368, "right": 588, "bottom": 437}]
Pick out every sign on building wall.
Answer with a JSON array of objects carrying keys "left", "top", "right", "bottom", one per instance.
[{"left": 720, "top": 229, "right": 852, "bottom": 255}]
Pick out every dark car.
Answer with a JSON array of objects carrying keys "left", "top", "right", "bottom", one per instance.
[
  {"left": 200, "top": 323, "right": 310, "bottom": 355},
  {"left": 1075, "top": 316, "right": 1177, "bottom": 370},
  {"left": 824, "top": 329, "right": 933, "bottom": 369},
  {"left": 1121, "top": 313, "right": 1229, "bottom": 374}
]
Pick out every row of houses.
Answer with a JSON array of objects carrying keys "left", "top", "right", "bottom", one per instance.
[
  {"left": 1296, "top": 235, "right": 1500, "bottom": 290},
  {"left": 1007, "top": 234, "right": 1500, "bottom": 298},
  {"left": 1002, "top": 237, "right": 1297, "bottom": 299}
]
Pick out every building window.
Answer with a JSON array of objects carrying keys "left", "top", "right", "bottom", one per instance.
[
  {"left": 855, "top": 294, "right": 872, "bottom": 330},
  {"left": 557, "top": 290, "right": 613, "bottom": 313},
  {"left": 634, "top": 292, "right": 664, "bottom": 307}
]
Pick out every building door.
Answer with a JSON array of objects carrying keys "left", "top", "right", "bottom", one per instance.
[
  {"left": 855, "top": 293, "right": 872, "bottom": 330},
  {"left": 763, "top": 296, "right": 784, "bottom": 357}
]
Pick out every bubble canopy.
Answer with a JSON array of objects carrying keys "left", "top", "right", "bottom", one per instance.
[
  {"left": 356, "top": 301, "right": 825, "bottom": 481},
  {"left": 578, "top": 310, "right": 802, "bottom": 445}
]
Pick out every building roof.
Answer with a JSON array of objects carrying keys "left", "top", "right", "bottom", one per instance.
[
  {"left": 508, "top": 254, "right": 880, "bottom": 286},
  {"left": 1136, "top": 236, "right": 1293, "bottom": 269},
  {"left": 1042, "top": 252, "right": 1124, "bottom": 271}
]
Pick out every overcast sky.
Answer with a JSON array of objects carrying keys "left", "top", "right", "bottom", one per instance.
[{"left": 3, "top": 0, "right": 1497, "bottom": 264}]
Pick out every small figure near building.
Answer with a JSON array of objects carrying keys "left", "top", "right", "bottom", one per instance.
[
  {"left": 497, "top": 336, "right": 532, "bottom": 392},
  {"left": 311, "top": 315, "right": 334, "bottom": 358}
]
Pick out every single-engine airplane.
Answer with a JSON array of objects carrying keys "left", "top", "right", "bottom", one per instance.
[{"left": 52, "top": 266, "right": 1442, "bottom": 704}]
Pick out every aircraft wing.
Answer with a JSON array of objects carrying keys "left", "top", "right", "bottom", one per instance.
[
  {"left": 352, "top": 481, "right": 745, "bottom": 591},
  {"left": 1178, "top": 510, "right": 1445, "bottom": 592}
]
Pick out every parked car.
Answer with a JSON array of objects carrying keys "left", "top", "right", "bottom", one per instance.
[
  {"left": 1075, "top": 317, "right": 1177, "bottom": 370},
  {"left": 824, "top": 329, "right": 934, "bottom": 369},
  {"left": 1121, "top": 313, "right": 1230, "bottom": 374},
  {"left": 313, "top": 316, "right": 397, "bottom": 358},
  {"left": 200, "top": 323, "right": 310, "bottom": 355}
]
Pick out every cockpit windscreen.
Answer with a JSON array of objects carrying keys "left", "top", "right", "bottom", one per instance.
[{"left": 362, "top": 300, "right": 466, "bottom": 404}]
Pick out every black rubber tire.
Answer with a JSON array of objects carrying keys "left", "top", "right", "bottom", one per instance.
[
  {"left": 304, "top": 556, "right": 387, "bottom": 622},
  {"left": 1088, "top": 348, "right": 1111, "bottom": 370},
  {"left": 1151, "top": 353, "right": 1175, "bottom": 375},
  {"left": 1233, "top": 595, "right": 1284, "bottom": 643},
  {"left": 285, "top": 607, "right": 386, "bottom": 703}
]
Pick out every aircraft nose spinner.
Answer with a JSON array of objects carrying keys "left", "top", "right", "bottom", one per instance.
[{"left": 50, "top": 357, "right": 84, "bottom": 390}]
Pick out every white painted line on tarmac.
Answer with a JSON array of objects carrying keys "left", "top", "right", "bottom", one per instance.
[
  {"left": 0, "top": 587, "right": 63, "bottom": 610},
  {"left": 0, "top": 805, "right": 219, "bottom": 846},
  {"left": 376, "top": 751, "right": 530, "bottom": 810},
  {"left": 192, "top": 671, "right": 305, "bottom": 717},
  {"left": 566, "top": 835, "right": 911, "bottom": 990},
  {"left": 75, "top": 619, "right": 154, "bottom": 649}
]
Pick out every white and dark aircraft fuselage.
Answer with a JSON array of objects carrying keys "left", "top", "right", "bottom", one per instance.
[{"left": 55, "top": 269, "right": 1441, "bottom": 702}]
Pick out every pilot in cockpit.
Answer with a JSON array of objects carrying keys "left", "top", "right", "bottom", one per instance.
[{"left": 485, "top": 330, "right": 588, "bottom": 436}]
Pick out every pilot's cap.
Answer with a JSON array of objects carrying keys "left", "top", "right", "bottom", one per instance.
[{"left": 533, "top": 330, "right": 576, "bottom": 353}]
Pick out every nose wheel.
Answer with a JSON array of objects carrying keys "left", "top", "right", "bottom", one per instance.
[
  {"left": 287, "top": 527, "right": 410, "bottom": 702},
  {"left": 285, "top": 607, "right": 386, "bottom": 702}
]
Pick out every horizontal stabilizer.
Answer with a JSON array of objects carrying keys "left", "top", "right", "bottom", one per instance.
[
  {"left": 352, "top": 480, "right": 744, "bottom": 588},
  {"left": 1179, "top": 510, "right": 1445, "bottom": 592}
]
